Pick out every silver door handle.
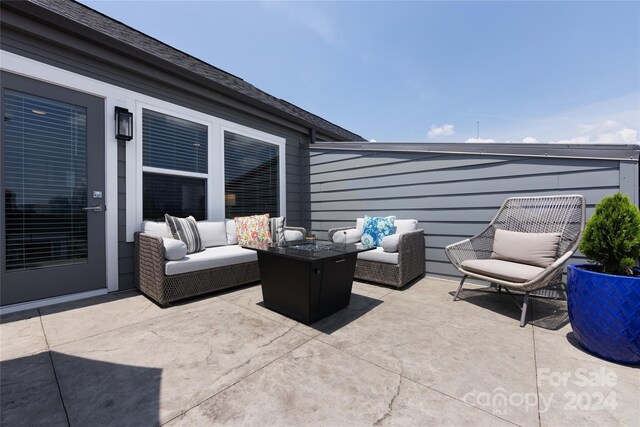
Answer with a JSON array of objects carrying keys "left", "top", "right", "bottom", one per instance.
[{"left": 83, "top": 205, "right": 103, "bottom": 212}]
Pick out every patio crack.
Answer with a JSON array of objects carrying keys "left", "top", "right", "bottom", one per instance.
[
  {"left": 374, "top": 372, "right": 402, "bottom": 426},
  {"left": 531, "top": 310, "right": 543, "bottom": 427},
  {"left": 258, "top": 325, "right": 295, "bottom": 348},
  {"left": 38, "top": 309, "right": 71, "bottom": 427}
]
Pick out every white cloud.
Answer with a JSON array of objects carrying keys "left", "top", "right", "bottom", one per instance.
[
  {"left": 428, "top": 123, "right": 455, "bottom": 138},
  {"left": 465, "top": 137, "right": 496, "bottom": 143},
  {"left": 522, "top": 137, "right": 538, "bottom": 144},
  {"left": 549, "top": 120, "right": 639, "bottom": 144},
  {"left": 470, "top": 93, "right": 639, "bottom": 144}
]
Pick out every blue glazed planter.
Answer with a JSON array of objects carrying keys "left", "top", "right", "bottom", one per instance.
[{"left": 567, "top": 264, "right": 640, "bottom": 365}]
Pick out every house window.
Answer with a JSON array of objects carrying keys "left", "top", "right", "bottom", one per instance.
[
  {"left": 224, "top": 131, "right": 280, "bottom": 218},
  {"left": 142, "top": 109, "right": 207, "bottom": 220}
]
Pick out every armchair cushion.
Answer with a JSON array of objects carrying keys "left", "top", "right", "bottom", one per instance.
[
  {"left": 461, "top": 259, "right": 544, "bottom": 283},
  {"left": 394, "top": 219, "right": 418, "bottom": 234},
  {"left": 284, "top": 229, "right": 304, "bottom": 241},
  {"left": 358, "top": 247, "right": 399, "bottom": 265},
  {"left": 381, "top": 234, "right": 400, "bottom": 253},
  {"left": 362, "top": 215, "right": 396, "bottom": 246},
  {"left": 332, "top": 228, "right": 362, "bottom": 244},
  {"left": 490, "top": 229, "right": 561, "bottom": 268}
]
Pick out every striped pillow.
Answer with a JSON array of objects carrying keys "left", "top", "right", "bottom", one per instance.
[
  {"left": 270, "top": 216, "right": 286, "bottom": 246},
  {"left": 165, "top": 214, "right": 204, "bottom": 254}
]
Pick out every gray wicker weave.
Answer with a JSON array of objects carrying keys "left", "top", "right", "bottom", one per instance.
[
  {"left": 445, "top": 194, "right": 586, "bottom": 326},
  {"left": 134, "top": 232, "right": 260, "bottom": 306},
  {"left": 135, "top": 225, "right": 307, "bottom": 306},
  {"left": 328, "top": 227, "right": 425, "bottom": 288}
]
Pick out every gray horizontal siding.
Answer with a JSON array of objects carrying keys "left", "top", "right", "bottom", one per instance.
[
  {"left": 309, "top": 148, "right": 637, "bottom": 284},
  {"left": 1, "top": 11, "right": 316, "bottom": 291}
]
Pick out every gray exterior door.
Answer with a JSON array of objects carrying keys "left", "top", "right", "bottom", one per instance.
[{"left": 1, "top": 72, "right": 106, "bottom": 306}]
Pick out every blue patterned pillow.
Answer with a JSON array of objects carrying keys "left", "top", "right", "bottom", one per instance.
[{"left": 361, "top": 215, "right": 396, "bottom": 246}]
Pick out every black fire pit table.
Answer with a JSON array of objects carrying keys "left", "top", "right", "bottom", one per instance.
[{"left": 242, "top": 240, "right": 375, "bottom": 324}]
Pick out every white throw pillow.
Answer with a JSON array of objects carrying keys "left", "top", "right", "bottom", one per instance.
[
  {"left": 381, "top": 234, "right": 400, "bottom": 253},
  {"left": 490, "top": 229, "right": 561, "bottom": 268},
  {"left": 394, "top": 219, "right": 418, "bottom": 234},
  {"left": 284, "top": 230, "right": 304, "bottom": 242},
  {"left": 197, "top": 221, "right": 228, "bottom": 248},
  {"left": 142, "top": 221, "right": 172, "bottom": 238},
  {"left": 225, "top": 219, "right": 238, "bottom": 245},
  {"left": 162, "top": 238, "right": 188, "bottom": 261},
  {"left": 332, "top": 228, "right": 362, "bottom": 244},
  {"left": 356, "top": 217, "right": 365, "bottom": 234}
]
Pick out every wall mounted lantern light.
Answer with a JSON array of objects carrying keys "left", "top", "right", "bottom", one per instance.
[{"left": 115, "top": 107, "right": 133, "bottom": 141}]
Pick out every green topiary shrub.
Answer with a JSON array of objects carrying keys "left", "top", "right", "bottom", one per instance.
[{"left": 579, "top": 192, "right": 640, "bottom": 276}]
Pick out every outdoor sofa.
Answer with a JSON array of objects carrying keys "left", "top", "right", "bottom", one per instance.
[
  {"left": 328, "top": 218, "right": 425, "bottom": 288},
  {"left": 135, "top": 219, "right": 305, "bottom": 306}
]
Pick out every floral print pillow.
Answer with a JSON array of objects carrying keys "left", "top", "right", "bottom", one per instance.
[
  {"left": 234, "top": 214, "right": 271, "bottom": 245},
  {"left": 361, "top": 215, "right": 396, "bottom": 246}
]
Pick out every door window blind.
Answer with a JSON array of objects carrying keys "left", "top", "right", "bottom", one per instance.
[{"left": 4, "top": 90, "right": 88, "bottom": 270}]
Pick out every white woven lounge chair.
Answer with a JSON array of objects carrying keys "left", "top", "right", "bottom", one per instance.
[{"left": 445, "top": 195, "right": 586, "bottom": 327}]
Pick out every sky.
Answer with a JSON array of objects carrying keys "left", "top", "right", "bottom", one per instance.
[{"left": 81, "top": 0, "right": 640, "bottom": 144}]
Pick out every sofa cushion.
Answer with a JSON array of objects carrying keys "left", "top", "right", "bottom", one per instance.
[
  {"left": 362, "top": 215, "right": 396, "bottom": 246},
  {"left": 394, "top": 219, "right": 418, "bottom": 234},
  {"left": 381, "top": 234, "right": 400, "bottom": 253},
  {"left": 234, "top": 214, "right": 271, "bottom": 245},
  {"left": 270, "top": 216, "right": 286, "bottom": 246},
  {"left": 162, "top": 238, "right": 188, "bottom": 261},
  {"left": 225, "top": 219, "right": 238, "bottom": 245},
  {"left": 165, "top": 245, "right": 258, "bottom": 276},
  {"left": 142, "top": 221, "right": 172, "bottom": 239},
  {"left": 332, "top": 228, "right": 362, "bottom": 244},
  {"left": 357, "top": 247, "right": 399, "bottom": 265},
  {"left": 461, "top": 259, "right": 545, "bottom": 283},
  {"left": 197, "top": 221, "right": 228, "bottom": 248},
  {"left": 165, "top": 214, "right": 204, "bottom": 254},
  {"left": 490, "top": 229, "right": 561, "bottom": 268}
]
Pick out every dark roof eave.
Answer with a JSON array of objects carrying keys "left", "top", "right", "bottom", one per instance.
[{"left": 14, "top": 0, "right": 366, "bottom": 142}]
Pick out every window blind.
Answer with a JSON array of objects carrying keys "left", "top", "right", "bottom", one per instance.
[
  {"left": 4, "top": 90, "right": 88, "bottom": 270},
  {"left": 224, "top": 131, "right": 279, "bottom": 218},
  {"left": 143, "top": 173, "right": 206, "bottom": 221},
  {"left": 142, "top": 109, "right": 207, "bottom": 173}
]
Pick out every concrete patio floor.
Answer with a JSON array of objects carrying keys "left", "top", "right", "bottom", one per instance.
[{"left": 1, "top": 277, "right": 638, "bottom": 427}]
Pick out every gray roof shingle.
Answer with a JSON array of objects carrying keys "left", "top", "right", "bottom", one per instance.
[{"left": 26, "top": 0, "right": 366, "bottom": 141}]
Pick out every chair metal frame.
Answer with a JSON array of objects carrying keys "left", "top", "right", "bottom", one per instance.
[{"left": 445, "top": 194, "right": 586, "bottom": 327}]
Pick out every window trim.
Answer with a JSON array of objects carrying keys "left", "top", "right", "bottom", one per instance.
[
  {"left": 142, "top": 166, "right": 208, "bottom": 180},
  {"left": 135, "top": 102, "right": 219, "bottom": 226},
  {"left": 221, "top": 124, "right": 286, "bottom": 219},
  {"left": 134, "top": 102, "right": 286, "bottom": 235}
]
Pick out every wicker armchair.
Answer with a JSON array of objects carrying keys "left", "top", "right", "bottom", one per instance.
[
  {"left": 445, "top": 195, "right": 586, "bottom": 327},
  {"left": 328, "top": 226, "right": 425, "bottom": 288}
]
